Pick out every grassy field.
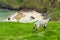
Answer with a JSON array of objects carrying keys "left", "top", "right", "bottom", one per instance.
[{"left": 0, "top": 22, "right": 60, "bottom": 40}]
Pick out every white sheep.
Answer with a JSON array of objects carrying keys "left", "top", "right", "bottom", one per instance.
[{"left": 33, "top": 17, "right": 50, "bottom": 32}]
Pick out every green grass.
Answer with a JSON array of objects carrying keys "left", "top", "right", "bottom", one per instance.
[
  {"left": 0, "top": 22, "right": 60, "bottom": 40},
  {"left": 46, "top": 21, "right": 60, "bottom": 40}
]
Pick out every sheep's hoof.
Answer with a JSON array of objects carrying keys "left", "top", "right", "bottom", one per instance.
[{"left": 36, "top": 31, "right": 38, "bottom": 32}]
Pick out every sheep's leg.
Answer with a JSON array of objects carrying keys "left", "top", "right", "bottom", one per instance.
[
  {"left": 33, "top": 24, "right": 36, "bottom": 29},
  {"left": 33, "top": 27, "right": 35, "bottom": 30},
  {"left": 32, "top": 27, "right": 35, "bottom": 32},
  {"left": 36, "top": 27, "right": 38, "bottom": 32},
  {"left": 44, "top": 24, "right": 46, "bottom": 30},
  {"left": 33, "top": 24, "right": 38, "bottom": 32},
  {"left": 33, "top": 24, "right": 36, "bottom": 31}
]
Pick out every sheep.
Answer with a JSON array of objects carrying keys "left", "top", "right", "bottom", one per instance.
[{"left": 33, "top": 17, "right": 50, "bottom": 32}]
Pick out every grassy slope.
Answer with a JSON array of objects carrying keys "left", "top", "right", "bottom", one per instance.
[
  {"left": 50, "top": 7, "right": 60, "bottom": 21},
  {"left": 0, "top": 0, "right": 51, "bottom": 9},
  {"left": 0, "top": 22, "right": 60, "bottom": 40},
  {"left": 0, "top": 0, "right": 23, "bottom": 8}
]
